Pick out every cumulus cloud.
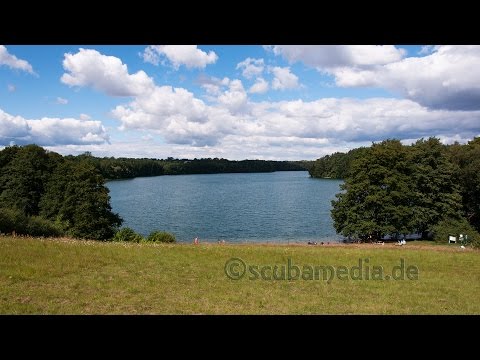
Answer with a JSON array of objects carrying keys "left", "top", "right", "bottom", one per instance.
[
  {"left": 142, "top": 45, "right": 218, "bottom": 69},
  {"left": 79, "top": 113, "right": 91, "bottom": 120},
  {"left": 333, "top": 45, "right": 480, "bottom": 110},
  {"left": 0, "top": 109, "right": 30, "bottom": 142},
  {"left": 218, "top": 79, "right": 248, "bottom": 113},
  {"left": 54, "top": 48, "right": 480, "bottom": 160},
  {"left": 0, "top": 108, "right": 109, "bottom": 146},
  {"left": 61, "top": 48, "right": 154, "bottom": 96},
  {"left": 271, "top": 45, "right": 480, "bottom": 111},
  {"left": 249, "top": 78, "right": 269, "bottom": 94},
  {"left": 270, "top": 66, "right": 299, "bottom": 90},
  {"left": 270, "top": 45, "right": 406, "bottom": 68},
  {"left": 236, "top": 58, "right": 265, "bottom": 79},
  {"left": 56, "top": 97, "right": 68, "bottom": 105},
  {"left": 0, "top": 45, "right": 35, "bottom": 74},
  {"left": 110, "top": 81, "right": 480, "bottom": 157},
  {"left": 196, "top": 74, "right": 230, "bottom": 96},
  {"left": 7, "top": 84, "right": 15, "bottom": 92}
]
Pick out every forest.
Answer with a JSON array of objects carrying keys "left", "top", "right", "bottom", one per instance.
[{"left": 70, "top": 153, "right": 309, "bottom": 180}]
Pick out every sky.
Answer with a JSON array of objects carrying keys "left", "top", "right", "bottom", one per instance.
[{"left": 1, "top": 45, "right": 479, "bottom": 160}]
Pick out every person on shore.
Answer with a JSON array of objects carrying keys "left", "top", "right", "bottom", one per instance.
[{"left": 194, "top": 237, "right": 199, "bottom": 245}]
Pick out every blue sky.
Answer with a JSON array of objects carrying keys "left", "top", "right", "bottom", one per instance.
[{"left": 1, "top": 45, "right": 479, "bottom": 160}]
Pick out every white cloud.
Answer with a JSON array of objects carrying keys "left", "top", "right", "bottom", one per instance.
[
  {"left": 79, "top": 113, "right": 91, "bottom": 120},
  {"left": 333, "top": 45, "right": 480, "bottom": 110},
  {"left": 236, "top": 58, "right": 264, "bottom": 79},
  {"left": 197, "top": 75, "right": 230, "bottom": 96},
  {"left": 249, "top": 78, "right": 269, "bottom": 94},
  {"left": 418, "top": 45, "right": 436, "bottom": 55},
  {"left": 270, "top": 66, "right": 299, "bottom": 90},
  {"left": 271, "top": 45, "right": 480, "bottom": 111},
  {"left": 141, "top": 46, "right": 160, "bottom": 66},
  {"left": 218, "top": 79, "right": 248, "bottom": 113},
  {"left": 109, "top": 81, "right": 480, "bottom": 159},
  {"left": 61, "top": 48, "right": 154, "bottom": 96},
  {"left": 142, "top": 45, "right": 218, "bottom": 69},
  {"left": 51, "top": 48, "right": 480, "bottom": 160},
  {"left": 7, "top": 84, "right": 15, "bottom": 92},
  {"left": 270, "top": 45, "right": 406, "bottom": 68},
  {"left": 0, "top": 108, "right": 109, "bottom": 146},
  {"left": 0, "top": 108, "right": 30, "bottom": 141},
  {"left": 0, "top": 45, "right": 35, "bottom": 74},
  {"left": 56, "top": 97, "right": 68, "bottom": 105}
]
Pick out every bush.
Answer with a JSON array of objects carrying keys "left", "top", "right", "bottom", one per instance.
[
  {"left": 146, "top": 230, "right": 176, "bottom": 243},
  {"left": 0, "top": 207, "right": 62, "bottom": 237},
  {"left": 432, "top": 217, "right": 480, "bottom": 246},
  {"left": 112, "top": 227, "right": 143, "bottom": 242}
]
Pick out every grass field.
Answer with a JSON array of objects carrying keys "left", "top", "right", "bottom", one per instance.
[{"left": 1, "top": 236, "right": 479, "bottom": 314}]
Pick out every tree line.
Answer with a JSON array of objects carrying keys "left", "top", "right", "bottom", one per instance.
[
  {"left": 70, "top": 153, "right": 308, "bottom": 180},
  {"left": 316, "top": 137, "right": 480, "bottom": 244}
]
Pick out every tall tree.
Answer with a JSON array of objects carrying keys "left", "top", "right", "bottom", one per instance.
[
  {"left": 0, "top": 145, "right": 60, "bottom": 216},
  {"left": 448, "top": 137, "right": 480, "bottom": 231},
  {"left": 40, "top": 159, "right": 122, "bottom": 240},
  {"left": 331, "top": 140, "right": 414, "bottom": 241},
  {"left": 410, "top": 138, "right": 462, "bottom": 237}
]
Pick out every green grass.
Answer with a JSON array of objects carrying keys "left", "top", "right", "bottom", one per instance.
[{"left": 1, "top": 236, "right": 479, "bottom": 314}]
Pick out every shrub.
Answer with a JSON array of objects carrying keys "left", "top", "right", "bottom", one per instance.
[
  {"left": 0, "top": 207, "right": 62, "bottom": 237},
  {"left": 432, "top": 217, "right": 480, "bottom": 246},
  {"left": 112, "top": 227, "right": 143, "bottom": 242},
  {"left": 25, "top": 216, "right": 63, "bottom": 237},
  {"left": 146, "top": 230, "right": 176, "bottom": 243}
]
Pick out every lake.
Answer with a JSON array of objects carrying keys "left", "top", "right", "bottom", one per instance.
[{"left": 106, "top": 171, "right": 344, "bottom": 243}]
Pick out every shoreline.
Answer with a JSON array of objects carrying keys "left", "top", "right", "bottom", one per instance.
[{"left": 2, "top": 235, "right": 473, "bottom": 252}]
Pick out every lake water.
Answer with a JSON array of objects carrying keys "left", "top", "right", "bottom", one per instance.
[{"left": 106, "top": 171, "right": 344, "bottom": 243}]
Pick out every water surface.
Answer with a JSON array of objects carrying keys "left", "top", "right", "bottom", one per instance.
[{"left": 107, "top": 171, "right": 343, "bottom": 243}]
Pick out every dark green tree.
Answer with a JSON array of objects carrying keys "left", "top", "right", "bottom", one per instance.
[
  {"left": 331, "top": 140, "right": 414, "bottom": 241},
  {"left": 447, "top": 137, "right": 480, "bottom": 231},
  {"left": 410, "top": 138, "right": 462, "bottom": 238},
  {"left": 40, "top": 159, "right": 122, "bottom": 240},
  {"left": 0, "top": 145, "right": 60, "bottom": 216}
]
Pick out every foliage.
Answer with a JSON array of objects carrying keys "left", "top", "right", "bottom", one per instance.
[
  {"left": 447, "top": 137, "right": 480, "bottom": 232},
  {"left": 112, "top": 227, "right": 143, "bottom": 242},
  {"left": 308, "top": 147, "right": 368, "bottom": 179},
  {"left": 145, "top": 230, "right": 176, "bottom": 243},
  {"left": 0, "top": 144, "right": 122, "bottom": 240},
  {"left": 315, "top": 136, "right": 480, "bottom": 235},
  {"left": 409, "top": 138, "right": 463, "bottom": 237},
  {"left": 0, "top": 207, "right": 62, "bottom": 237},
  {"left": 66, "top": 154, "right": 308, "bottom": 180},
  {"left": 0, "top": 145, "right": 61, "bottom": 216},
  {"left": 331, "top": 138, "right": 463, "bottom": 241},
  {"left": 432, "top": 217, "right": 480, "bottom": 246},
  {"left": 39, "top": 159, "right": 122, "bottom": 240}
]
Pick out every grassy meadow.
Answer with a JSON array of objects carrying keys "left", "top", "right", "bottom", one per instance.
[{"left": 1, "top": 236, "right": 479, "bottom": 314}]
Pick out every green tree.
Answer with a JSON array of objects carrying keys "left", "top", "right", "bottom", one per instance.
[
  {"left": 331, "top": 140, "right": 414, "bottom": 241},
  {"left": 447, "top": 137, "right": 480, "bottom": 232},
  {"left": 0, "top": 145, "right": 60, "bottom": 216},
  {"left": 40, "top": 159, "right": 122, "bottom": 240},
  {"left": 410, "top": 138, "right": 463, "bottom": 238}
]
